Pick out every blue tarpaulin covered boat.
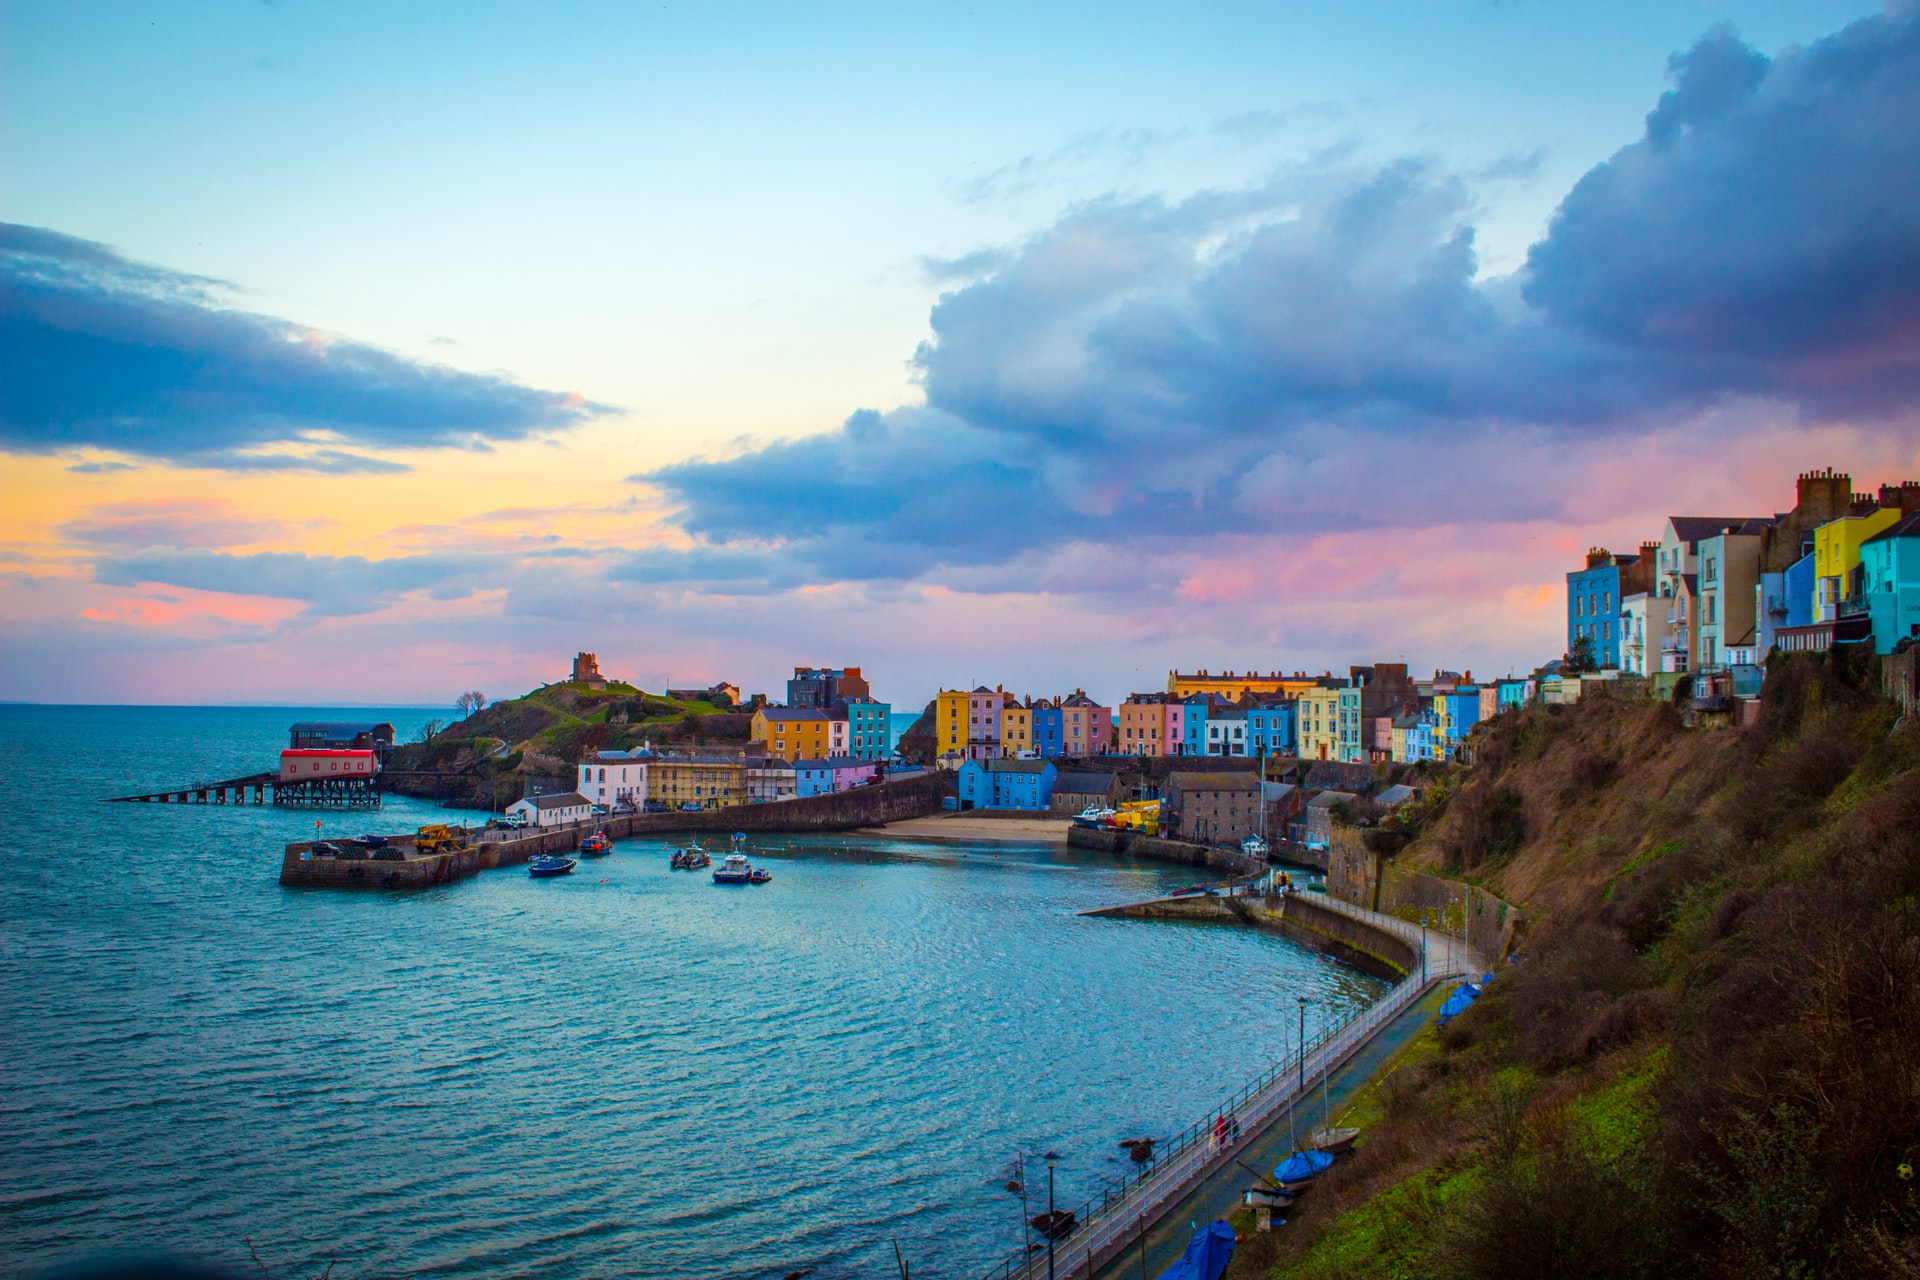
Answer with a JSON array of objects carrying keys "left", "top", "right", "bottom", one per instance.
[
  {"left": 1156, "top": 1219, "right": 1236, "bottom": 1280},
  {"left": 1437, "top": 980, "right": 1482, "bottom": 1025},
  {"left": 1275, "top": 1148, "right": 1335, "bottom": 1186}
]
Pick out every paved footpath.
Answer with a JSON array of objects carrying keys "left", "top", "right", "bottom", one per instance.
[{"left": 983, "top": 893, "right": 1486, "bottom": 1280}]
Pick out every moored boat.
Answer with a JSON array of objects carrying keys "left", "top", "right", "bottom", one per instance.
[
  {"left": 528, "top": 854, "right": 577, "bottom": 879},
  {"left": 579, "top": 831, "right": 612, "bottom": 857},
  {"left": 670, "top": 848, "right": 712, "bottom": 870},
  {"left": 1072, "top": 805, "right": 1117, "bottom": 829},
  {"left": 1275, "top": 1147, "right": 1335, "bottom": 1190},
  {"left": 1311, "top": 1126, "right": 1359, "bottom": 1155},
  {"left": 1243, "top": 1184, "right": 1295, "bottom": 1210},
  {"left": 748, "top": 867, "right": 772, "bottom": 884},
  {"left": 712, "top": 853, "right": 753, "bottom": 885},
  {"left": 1241, "top": 834, "right": 1270, "bottom": 859}
]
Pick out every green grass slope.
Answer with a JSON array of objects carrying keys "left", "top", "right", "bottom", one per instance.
[{"left": 1233, "top": 648, "right": 1920, "bottom": 1280}]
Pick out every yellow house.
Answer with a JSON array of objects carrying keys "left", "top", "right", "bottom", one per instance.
[
  {"left": 1814, "top": 506, "right": 1904, "bottom": 619},
  {"left": 1297, "top": 686, "right": 1341, "bottom": 761},
  {"left": 750, "top": 707, "right": 838, "bottom": 761},
  {"left": 1168, "top": 670, "right": 1325, "bottom": 701},
  {"left": 1001, "top": 703, "right": 1032, "bottom": 757},
  {"left": 648, "top": 758, "right": 747, "bottom": 809},
  {"left": 935, "top": 690, "right": 970, "bottom": 760}
]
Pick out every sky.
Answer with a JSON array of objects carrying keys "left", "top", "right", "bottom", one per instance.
[{"left": 4, "top": 0, "right": 1919, "bottom": 712}]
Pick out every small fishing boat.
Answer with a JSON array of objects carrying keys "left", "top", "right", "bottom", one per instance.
[
  {"left": 1243, "top": 1185, "right": 1295, "bottom": 1210},
  {"left": 1241, "top": 834, "right": 1270, "bottom": 859},
  {"left": 578, "top": 832, "right": 612, "bottom": 857},
  {"left": 1275, "top": 1148, "right": 1335, "bottom": 1191},
  {"left": 748, "top": 867, "right": 772, "bottom": 885},
  {"left": 1311, "top": 1126, "right": 1359, "bottom": 1156},
  {"left": 528, "top": 854, "right": 577, "bottom": 879},
  {"left": 669, "top": 848, "right": 711, "bottom": 870},
  {"left": 1072, "top": 806, "right": 1117, "bottom": 829},
  {"left": 712, "top": 853, "right": 753, "bottom": 885}
]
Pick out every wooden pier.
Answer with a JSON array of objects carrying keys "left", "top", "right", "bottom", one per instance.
[{"left": 107, "top": 772, "right": 380, "bottom": 809}]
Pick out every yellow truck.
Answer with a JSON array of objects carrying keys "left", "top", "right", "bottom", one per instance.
[{"left": 413, "top": 823, "right": 466, "bottom": 854}]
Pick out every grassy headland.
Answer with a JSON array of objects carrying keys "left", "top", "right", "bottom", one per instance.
[
  {"left": 1231, "top": 648, "right": 1920, "bottom": 1280},
  {"left": 381, "top": 681, "right": 749, "bottom": 809}
]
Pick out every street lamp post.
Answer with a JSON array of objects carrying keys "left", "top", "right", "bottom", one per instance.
[
  {"left": 1044, "top": 1151, "right": 1061, "bottom": 1280},
  {"left": 1296, "top": 996, "right": 1310, "bottom": 1096}
]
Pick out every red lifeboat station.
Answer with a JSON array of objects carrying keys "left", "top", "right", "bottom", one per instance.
[{"left": 279, "top": 749, "right": 378, "bottom": 781}]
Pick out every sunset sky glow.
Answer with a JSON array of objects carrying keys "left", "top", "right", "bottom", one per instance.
[{"left": 4, "top": 0, "right": 1918, "bottom": 710}]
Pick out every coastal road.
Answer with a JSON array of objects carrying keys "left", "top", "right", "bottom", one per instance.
[{"left": 988, "top": 892, "right": 1486, "bottom": 1280}]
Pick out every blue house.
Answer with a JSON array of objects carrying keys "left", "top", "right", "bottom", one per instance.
[
  {"left": 956, "top": 758, "right": 1058, "bottom": 810},
  {"left": 1031, "top": 703, "right": 1065, "bottom": 758},
  {"left": 1180, "top": 695, "right": 1210, "bottom": 757},
  {"left": 844, "top": 697, "right": 892, "bottom": 760},
  {"left": 1567, "top": 549, "right": 1629, "bottom": 668},
  {"left": 1247, "top": 702, "right": 1295, "bottom": 757},
  {"left": 1495, "top": 679, "right": 1530, "bottom": 713},
  {"left": 797, "top": 756, "right": 881, "bottom": 797},
  {"left": 1437, "top": 690, "right": 1483, "bottom": 755},
  {"left": 1862, "top": 512, "right": 1920, "bottom": 653}
]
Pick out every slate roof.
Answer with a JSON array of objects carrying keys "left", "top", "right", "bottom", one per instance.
[
  {"left": 518, "top": 791, "right": 591, "bottom": 811},
  {"left": 1376, "top": 784, "right": 1419, "bottom": 807},
  {"left": 1164, "top": 773, "right": 1261, "bottom": 792},
  {"left": 760, "top": 706, "right": 832, "bottom": 721},
  {"left": 981, "top": 758, "right": 1052, "bottom": 774},
  {"left": 1668, "top": 517, "right": 1755, "bottom": 547},
  {"left": 1306, "top": 790, "right": 1358, "bottom": 810},
  {"left": 1864, "top": 510, "right": 1920, "bottom": 544},
  {"left": 1053, "top": 770, "right": 1117, "bottom": 794}
]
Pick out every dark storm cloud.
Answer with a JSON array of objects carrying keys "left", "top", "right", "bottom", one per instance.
[
  {"left": 627, "top": 9, "right": 1920, "bottom": 594},
  {"left": 0, "top": 224, "right": 613, "bottom": 466},
  {"left": 1523, "top": 11, "right": 1920, "bottom": 412}
]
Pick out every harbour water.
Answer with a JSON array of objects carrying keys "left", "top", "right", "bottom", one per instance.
[{"left": 0, "top": 705, "right": 1385, "bottom": 1279}]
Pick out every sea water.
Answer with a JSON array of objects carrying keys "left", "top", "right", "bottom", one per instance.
[{"left": 0, "top": 705, "right": 1384, "bottom": 1279}]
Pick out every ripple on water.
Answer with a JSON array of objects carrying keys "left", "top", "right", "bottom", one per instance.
[{"left": 0, "top": 706, "right": 1388, "bottom": 1279}]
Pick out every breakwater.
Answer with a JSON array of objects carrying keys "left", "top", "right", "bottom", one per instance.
[
  {"left": 280, "top": 772, "right": 952, "bottom": 889},
  {"left": 1066, "top": 825, "right": 1264, "bottom": 877},
  {"left": 1080, "top": 889, "right": 1418, "bottom": 981}
]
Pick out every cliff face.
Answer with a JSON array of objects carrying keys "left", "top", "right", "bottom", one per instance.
[{"left": 1240, "top": 647, "right": 1920, "bottom": 1280}]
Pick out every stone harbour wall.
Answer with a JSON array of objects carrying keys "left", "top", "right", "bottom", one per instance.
[{"left": 281, "top": 773, "right": 953, "bottom": 890}]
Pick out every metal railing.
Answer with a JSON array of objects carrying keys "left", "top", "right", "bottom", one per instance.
[{"left": 979, "top": 899, "right": 1477, "bottom": 1280}]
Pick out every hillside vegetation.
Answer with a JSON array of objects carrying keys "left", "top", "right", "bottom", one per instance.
[
  {"left": 383, "top": 681, "right": 748, "bottom": 808},
  {"left": 1233, "top": 648, "right": 1920, "bottom": 1280}
]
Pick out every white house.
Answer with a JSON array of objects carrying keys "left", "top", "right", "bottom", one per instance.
[
  {"left": 507, "top": 791, "right": 593, "bottom": 828},
  {"left": 578, "top": 751, "right": 648, "bottom": 810},
  {"left": 747, "top": 758, "right": 797, "bottom": 804},
  {"left": 1204, "top": 710, "right": 1248, "bottom": 756}
]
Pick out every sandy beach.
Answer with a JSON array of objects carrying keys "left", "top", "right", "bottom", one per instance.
[{"left": 857, "top": 814, "right": 1073, "bottom": 845}]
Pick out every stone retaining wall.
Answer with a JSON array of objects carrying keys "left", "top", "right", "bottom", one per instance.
[
  {"left": 1082, "top": 891, "right": 1416, "bottom": 981},
  {"left": 1065, "top": 826, "right": 1263, "bottom": 876}
]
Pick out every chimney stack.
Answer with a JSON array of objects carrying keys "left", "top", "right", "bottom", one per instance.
[{"left": 1795, "top": 468, "right": 1853, "bottom": 523}]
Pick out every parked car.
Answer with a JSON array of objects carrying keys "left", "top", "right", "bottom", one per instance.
[
  {"left": 680, "top": 803, "right": 702, "bottom": 812},
  {"left": 590, "top": 803, "right": 610, "bottom": 816},
  {"left": 644, "top": 801, "right": 670, "bottom": 813},
  {"left": 311, "top": 840, "right": 341, "bottom": 857}
]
